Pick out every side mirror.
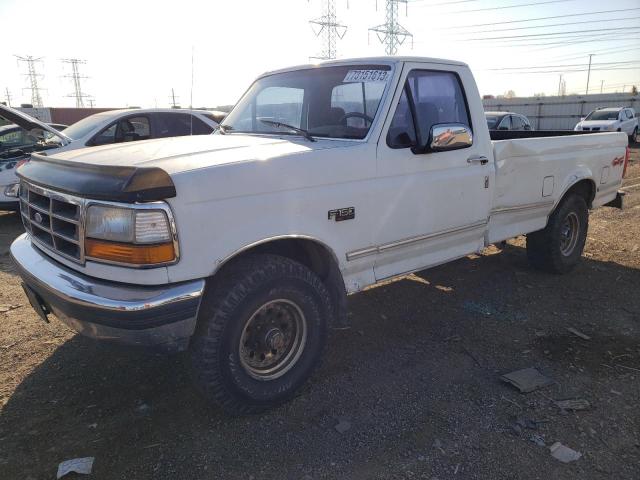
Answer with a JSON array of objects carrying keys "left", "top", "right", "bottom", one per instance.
[
  {"left": 28, "top": 128, "right": 46, "bottom": 141},
  {"left": 417, "top": 123, "right": 473, "bottom": 153},
  {"left": 580, "top": 117, "right": 585, "bottom": 122},
  {"left": 524, "top": 125, "right": 531, "bottom": 131}
]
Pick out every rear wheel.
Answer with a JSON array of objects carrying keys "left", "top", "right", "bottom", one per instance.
[
  {"left": 189, "top": 254, "right": 330, "bottom": 414},
  {"left": 631, "top": 127, "right": 639, "bottom": 145},
  {"left": 526, "top": 194, "right": 588, "bottom": 274}
]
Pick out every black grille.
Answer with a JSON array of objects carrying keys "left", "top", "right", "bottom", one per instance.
[{"left": 19, "top": 182, "right": 84, "bottom": 263}]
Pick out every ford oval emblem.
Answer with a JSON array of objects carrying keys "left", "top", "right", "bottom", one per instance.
[{"left": 34, "top": 212, "right": 43, "bottom": 224}]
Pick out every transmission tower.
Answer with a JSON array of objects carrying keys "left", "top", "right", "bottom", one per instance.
[
  {"left": 309, "top": 0, "right": 348, "bottom": 60},
  {"left": 15, "top": 55, "right": 45, "bottom": 107},
  {"left": 62, "top": 58, "right": 91, "bottom": 107},
  {"left": 369, "top": 0, "right": 413, "bottom": 56}
]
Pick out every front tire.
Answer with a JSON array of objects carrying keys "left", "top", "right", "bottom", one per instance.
[
  {"left": 189, "top": 254, "right": 330, "bottom": 414},
  {"left": 526, "top": 194, "right": 588, "bottom": 274}
]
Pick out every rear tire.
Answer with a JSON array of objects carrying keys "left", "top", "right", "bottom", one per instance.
[
  {"left": 631, "top": 127, "right": 639, "bottom": 145},
  {"left": 526, "top": 194, "right": 588, "bottom": 274},
  {"left": 189, "top": 254, "right": 330, "bottom": 415}
]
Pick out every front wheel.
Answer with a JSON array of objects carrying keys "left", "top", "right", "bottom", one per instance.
[
  {"left": 526, "top": 194, "right": 588, "bottom": 274},
  {"left": 189, "top": 254, "right": 330, "bottom": 414}
]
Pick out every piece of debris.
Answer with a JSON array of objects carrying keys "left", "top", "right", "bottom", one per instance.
[
  {"left": 530, "top": 434, "right": 546, "bottom": 447},
  {"left": 610, "top": 389, "right": 622, "bottom": 396},
  {"left": 433, "top": 439, "right": 445, "bottom": 454},
  {"left": 549, "top": 442, "right": 582, "bottom": 463},
  {"left": 56, "top": 457, "right": 94, "bottom": 478},
  {"left": 554, "top": 399, "right": 591, "bottom": 411},
  {"left": 500, "top": 368, "right": 554, "bottom": 393},
  {"left": 566, "top": 327, "right": 591, "bottom": 340},
  {"left": 334, "top": 420, "right": 351, "bottom": 434},
  {"left": 0, "top": 304, "right": 21, "bottom": 313}
]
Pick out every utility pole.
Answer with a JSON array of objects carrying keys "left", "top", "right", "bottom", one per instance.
[
  {"left": 4, "top": 87, "right": 12, "bottom": 107},
  {"left": 557, "top": 74, "right": 563, "bottom": 96},
  {"left": 170, "top": 88, "right": 180, "bottom": 108},
  {"left": 600, "top": 80, "right": 604, "bottom": 94},
  {"left": 309, "top": 0, "right": 348, "bottom": 60},
  {"left": 61, "top": 58, "right": 91, "bottom": 107},
  {"left": 585, "top": 54, "right": 594, "bottom": 95},
  {"left": 369, "top": 0, "right": 413, "bottom": 55},
  {"left": 15, "top": 55, "right": 44, "bottom": 107}
]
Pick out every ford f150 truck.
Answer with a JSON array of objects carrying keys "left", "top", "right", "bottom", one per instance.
[{"left": 10, "top": 57, "right": 629, "bottom": 414}]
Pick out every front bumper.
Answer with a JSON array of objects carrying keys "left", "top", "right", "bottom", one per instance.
[{"left": 10, "top": 233, "right": 205, "bottom": 352}]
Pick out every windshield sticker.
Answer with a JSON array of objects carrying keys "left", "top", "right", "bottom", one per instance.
[{"left": 343, "top": 69, "right": 389, "bottom": 83}]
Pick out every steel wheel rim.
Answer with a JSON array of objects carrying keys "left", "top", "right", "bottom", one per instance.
[
  {"left": 239, "top": 299, "right": 307, "bottom": 381},
  {"left": 560, "top": 212, "right": 580, "bottom": 256}
]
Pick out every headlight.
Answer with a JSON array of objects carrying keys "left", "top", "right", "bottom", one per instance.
[
  {"left": 85, "top": 205, "right": 176, "bottom": 265},
  {"left": 4, "top": 183, "right": 20, "bottom": 198}
]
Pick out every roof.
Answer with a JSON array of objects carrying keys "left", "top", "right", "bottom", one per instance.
[
  {"left": 596, "top": 107, "right": 624, "bottom": 111},
  {"left": 261, "top": 56, "right": 468, "bottom": 77},
  {"left": 87, "top": 108, "right": 213, "bottom": 119},
  {"left": 484, "top": 111, "right": 511, "bottom": 116}
]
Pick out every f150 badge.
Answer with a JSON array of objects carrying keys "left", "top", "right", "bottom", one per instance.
[{"left": 328, "top": 207, "right": 355, "bottom": 222}]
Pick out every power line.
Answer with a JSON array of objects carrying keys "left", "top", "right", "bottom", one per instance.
[
  {"left": 369, "top": 0, "right": 413, "bottom": 55},
  {"left": 462, "top": 26, "right": 640, "bottom": 41},
  {"left": 61, "top": 58, "right": 91, "bottom": 108},
  {"left": 309, "top": 0, "right": 348, "bottom": 60},
  {"left": 463, "top": 16, "right": 640, "bottom": 35},
  {"left": 439, "top": 7, "right": 640, "bottom": 29},
  {"left": 485, "top": 61, "right": 640, "bottom": 71},
  {"left": 450, "top": 0, "right": 577, "bottom": 14}
]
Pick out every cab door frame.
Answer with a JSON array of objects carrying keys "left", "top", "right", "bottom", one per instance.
[{"left": 369, "top": 61, "right": 494, "bottom": 281}]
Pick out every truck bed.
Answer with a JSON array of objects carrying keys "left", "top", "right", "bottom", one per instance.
[{"left": 487, "top": 131, "right": 628, "bottom": 244}]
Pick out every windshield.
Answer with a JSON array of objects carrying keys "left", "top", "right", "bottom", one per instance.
[
  {"left": 585, "top": 110, "right": 619, "bottom": 121},
  {"left": 485, "top": 115, "right": 500, "bottom": 129},
  {"left": 221, "top": 64, "right": 392, "bottom": 140},
  {"left": 62, "top": 114, "right": 108, "bottom": 139}
]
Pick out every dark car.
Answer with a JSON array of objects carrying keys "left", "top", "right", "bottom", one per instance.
[{"left": 485, "top": 111, "right": 533, "bottom": 131}]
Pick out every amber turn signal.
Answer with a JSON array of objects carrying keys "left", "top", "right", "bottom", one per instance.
[{"left": 85, "top": 239, "right": 175, "bottom": 265}]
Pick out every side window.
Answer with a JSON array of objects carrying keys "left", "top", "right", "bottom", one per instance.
[
  {"left": 498, "top": 116, "right": 511, "bottom": 130},
  {"left": 122, "top": 116, "right": 150, "bottom": 141},
  {"left": 511, "top": 115, "right": 524, "bottom": 130},
  {"left": 405, "top": 70, "right": 471, "bottom": 144},
  {"left": 154, "top": 113, "right": 213, "bottom": 138},
  {"left": 91, "top": 123, "right": 117, "bottom": 146},
  {"left": 387, "top": 88, "right": 417, "bottom": 148},
  {"left": 255, "top": 86, "right": 304, "bottom": 129}
]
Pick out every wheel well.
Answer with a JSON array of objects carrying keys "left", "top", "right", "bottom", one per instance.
[
  {"left": 564, "top": 179, "right": 595, "bottom": 208},
  {"left": 218, "top": 238, "right": 348, "bottom": 327}
]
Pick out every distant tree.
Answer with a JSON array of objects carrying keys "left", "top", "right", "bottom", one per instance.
[
  {"left": 482, "top": 94, "right": 495, "bottom": 100},
  {"left": 632, "top": 85, "right": 638, "bottom": 95},
  {"left": 504, "top": 90, "right": 517, "bottom": 99},
  {"left": 533, "top": 92, "right": 546, "bottom": 97}
]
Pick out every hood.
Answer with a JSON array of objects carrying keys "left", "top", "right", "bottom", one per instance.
[
  {"left": 579, "top": 120, "right": 618, "bottom": 128},
  {"left": 0, "top": 104, "right": 72, "bottom": 145},
  {"left": 48, "top": 133, "right": 353, "bottom": 174},
  {"left": 17, "top": 133, "right": 357, "bottom": 202}
]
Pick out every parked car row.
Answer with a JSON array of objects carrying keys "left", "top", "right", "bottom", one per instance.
[
  {"left": 484, "top": 107, "right": 638, "bottom": 144},
  {"left": 0, "top": 107, "right": 219, "bottom": 210}
]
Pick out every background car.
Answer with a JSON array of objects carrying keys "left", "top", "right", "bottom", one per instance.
[
  {"left": 574, "top": 107, "right": 638, "bottom": 143},
  {"left": 0, "top": 106, "right": 219, "bottom": 211},
  {"left": 0, "top": 122, "right": 68, "bottom": 155},
  {"left": 485, "top": 111, "right": 533, "bottom": 131}
]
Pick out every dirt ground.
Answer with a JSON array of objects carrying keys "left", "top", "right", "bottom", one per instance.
[{"left": 1, "top": 148, "right": 639, "bottom": 480}]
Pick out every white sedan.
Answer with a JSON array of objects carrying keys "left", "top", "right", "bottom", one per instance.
[{"left": 0, "top": 107, "right": 220, "bottom": 210}]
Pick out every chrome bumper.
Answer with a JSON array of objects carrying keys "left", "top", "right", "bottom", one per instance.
[{"left": 10, "top": 233, "right": 205, "bottom": 352}]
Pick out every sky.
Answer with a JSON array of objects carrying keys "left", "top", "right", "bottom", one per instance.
[{"left": 1, "top": 0, "right": 639, "bottom": 108}]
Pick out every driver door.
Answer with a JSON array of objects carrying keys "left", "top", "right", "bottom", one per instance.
[{"left": 372, "top": 62, "right": 493, "bottom": 280}]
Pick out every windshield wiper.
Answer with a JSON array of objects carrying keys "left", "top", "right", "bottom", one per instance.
[{"left": 258, "top": 119, "right": 316, "bottom": 142}]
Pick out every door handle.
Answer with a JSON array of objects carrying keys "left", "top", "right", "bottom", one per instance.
[{"left": 467, "top": 155, "right": 489, "bottom": 165}]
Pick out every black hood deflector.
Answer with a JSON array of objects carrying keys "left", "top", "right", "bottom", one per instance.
[{"left": 17, "top": 154, "right": 176, "bottom": 203}]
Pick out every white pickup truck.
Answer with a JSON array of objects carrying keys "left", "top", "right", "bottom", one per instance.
[{"left": 11, "top": 56, "right": 629, "bottom": 414}]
